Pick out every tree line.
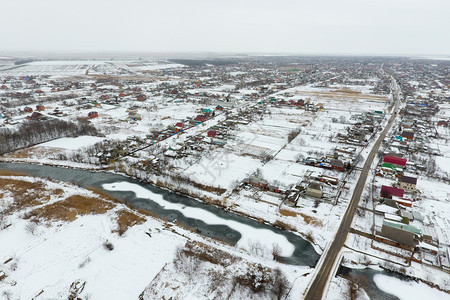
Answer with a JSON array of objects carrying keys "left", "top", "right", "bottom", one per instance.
[{"left": 0, "top": 118, "right": 99, "bottom": 155}]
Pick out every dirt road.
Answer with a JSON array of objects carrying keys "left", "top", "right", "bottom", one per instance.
[{"left": 304, "top": 75, "right": 400, "bottom": 300}]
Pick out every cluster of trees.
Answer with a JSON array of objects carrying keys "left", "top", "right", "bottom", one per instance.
[
  {"left": 0, "top": 118, "right": 99, "bottom": 155},
  {"left": 287, "top": 128, "right": 302, "bottom": 143}
]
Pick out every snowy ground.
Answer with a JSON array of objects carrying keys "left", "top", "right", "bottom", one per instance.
[{"left": 0, "top": 174, "right": 313, "bottom": 300}]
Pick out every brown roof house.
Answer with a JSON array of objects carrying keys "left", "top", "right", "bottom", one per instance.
[
  {"left": 398, "top": 175, "right": 417, "bottom": 192},
  {"left": 380, "top": 219, "right": 422, "bottom": 247},
  {"left": 401, "top": 130, "right": 414, "bottom": 141}
]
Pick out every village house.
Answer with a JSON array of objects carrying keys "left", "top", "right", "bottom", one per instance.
[
  {"left": 329, "top": 158, "right": 344, "bottom": 171},
  {"left": 380, "top": 219, "right": 422, "bottom": 247},
  {"left": 437, "top": 120, "right": 448, "bottom": 127},
  {"left": 244, "top": 176, "right": 268, "bottom": 189},
  {"left": 383, "top": 155, "right": 407, "bottom": 169},
  {"left": 136, "top": 94, "right": 147, "bottom": 101},
  {"left": 380, "top": 185, "right": 404, "bottom": 199},
  {"left": 398, "top": 175, "right": 418, "bottom": 192},
  {"left": 195, "top": 115, "right": 206, "bottom": 123},
  {"left": 401, "top": 130, "right": 414, "bottom": 141},
  {"left": 36, "top": 104, "right": 45, "bottom": 111},
  {"left": 207, "top": 130, "right": 218, "bottom": 138},
  {"left": 26, "top": 111, "right": 44, "bottom": 120}
]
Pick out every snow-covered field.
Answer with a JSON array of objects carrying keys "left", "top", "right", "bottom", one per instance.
[
  {"left": 38, "top": 136, "right": 105, "bottom": 150},
  {"left": 1, "top": 57, "right": 449, "bottom": 299},
  {"left": 0, "top": 174, "right": 312, "bottom": 299}
]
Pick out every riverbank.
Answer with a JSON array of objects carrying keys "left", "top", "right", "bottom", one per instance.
[
  {"left": 0, "top": 169, "right": 315, "bottom": 299},
  {"left": 0, "top": 156, "right": 327, "bottom": 254}
]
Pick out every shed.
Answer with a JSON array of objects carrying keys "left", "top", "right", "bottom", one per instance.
[
  {"left": 412, "top": 211, "right": 424, "bottom": 222},
  {"left": 306, "top": 182, "right": 323, "bottom": 198},
  {"left": 391, "top": 196, "right": 412, "bottom": 208},
  {"left": 88, "top": 111, "right": 98, "bottom": 118}
]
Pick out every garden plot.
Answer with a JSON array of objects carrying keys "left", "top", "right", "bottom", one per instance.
[
  {"left": 182, "top": 150, "right": 261, "bottom": 189},
  {"left": 276, "top": 84, "right": 389, "bottom": 112}
]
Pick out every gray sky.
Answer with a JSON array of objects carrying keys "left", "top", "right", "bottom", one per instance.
[{"left": 1, "top": 0, "right": 449, "bottom": 56}]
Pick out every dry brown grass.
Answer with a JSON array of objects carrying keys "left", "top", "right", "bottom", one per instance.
[
  {"left": 53, "top": 188, "right": 64, "bottom": 196},
  {"left": 28, "top": 195, "right": 115, "bottom": 222},
  {"left": 0, "top": 174, "right": 151, "bottom": 232},
  {"left": 273, "top": 220, "right": 296, "bottom": 232},
  {"left": 5, "top": 147, "right": 62, "bottom": 159},
  {"left": 86, "top": 186, "right": 121, "bottom": 203},
  {"left": 0, "top": 178, "right": 50, "bottom": 213},
  {"left": 279, "top": 209, "right": 323, "bottom": 226},
  {"left": 113, "top": 209, "right": 146, "bottom": 235},
  {"left": 279, "top": 209, "right": 298, "bottom": 218},
  {"left": 331, "top": 88, "right": 362, "bottom": 94},
  {"left": 0, "top": 169, "right": 30, "bottom": 176},
  {"left": 299, "top": 213, "right": 323, "bottom": 227},
  {"left": 304, "top": 231, "right": 315, "bottom": 243},
  {"left": 301, "top": 90, "right": 387, "bottom": 102}
]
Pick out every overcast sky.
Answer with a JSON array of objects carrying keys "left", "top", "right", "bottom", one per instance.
[{"left": 1, "top": 0, "right": 449, "bottom": 56}]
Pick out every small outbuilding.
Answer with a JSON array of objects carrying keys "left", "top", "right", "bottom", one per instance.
[
  {"left": 306, "top": 182, "right": 323, "bottom": 198},
  {"left": 383, "top": 155, "right": 407, "bottom": 168},
  {"left": 88, "top": 111, "right": 99, "bottom": 118}
]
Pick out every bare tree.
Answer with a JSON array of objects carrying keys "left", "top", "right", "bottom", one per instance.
[{"left": 25, "top": 221, "right": 38, "bottom": 235}]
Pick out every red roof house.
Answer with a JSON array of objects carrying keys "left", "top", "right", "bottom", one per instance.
[
  {"left": 27, "top": 111, "right": 44, "bottom": 120},
  {"left": 437, "top": 120, "right": 448, "bottom": 127},
  {"left": 207, "top": 130, "right": 217, "bottom": 137},
  {"left": 36, "top": 104, "right": 45, "bottom": 111},
  {"left": 195, "top": 115, "right": 206, "bottom": 122},
  {"left": 136, "top": 94, "right": 147, "bottom": 101},
  {"left": 383, "top": 155, "right": 407, "bottom": 168},
  {"left": 381, "top": 185, "right": 404, "bottom": 198}
]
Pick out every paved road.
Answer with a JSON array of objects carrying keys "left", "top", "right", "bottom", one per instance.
[{"left": 304, "top": 75, "right": 400, "bottom": 300}]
